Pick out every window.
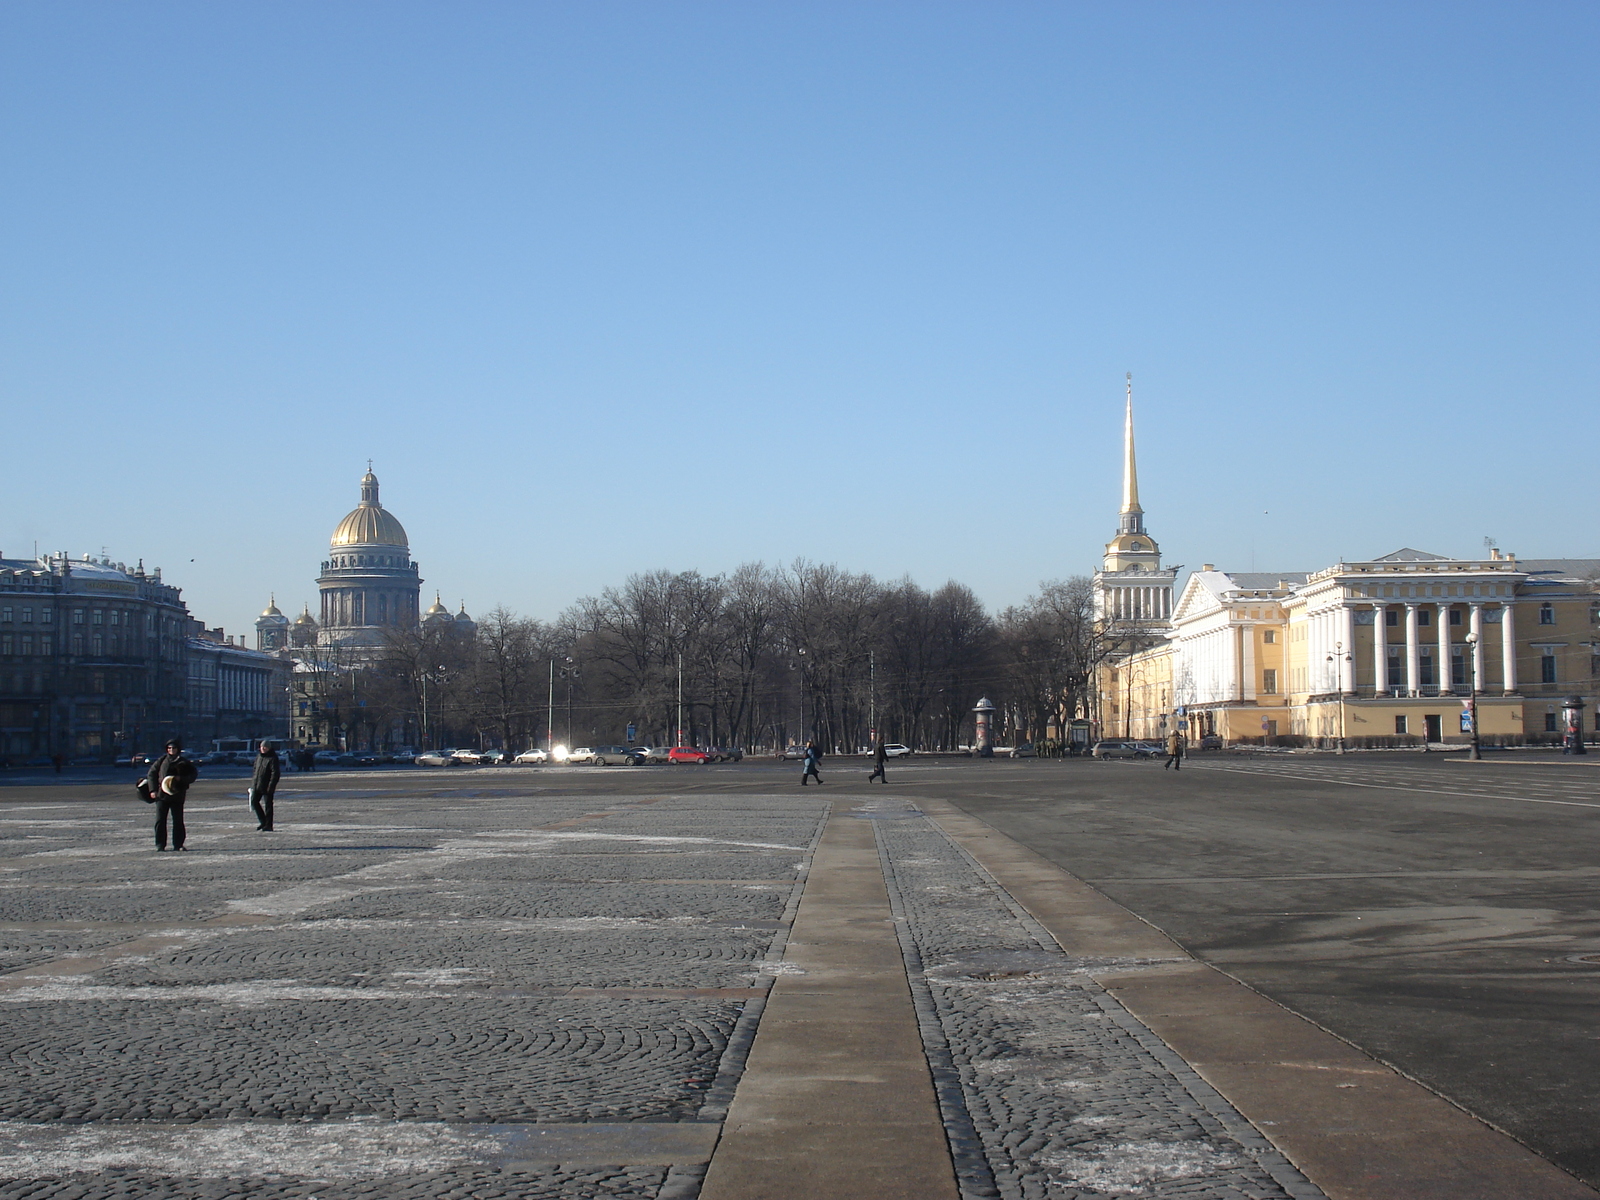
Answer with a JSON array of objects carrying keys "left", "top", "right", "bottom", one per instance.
[
  {"left": 0, "top": 607, "right": 8, "bottom": 622},
  {"left": 1451, "top": 653, "right": 1466, "bottom": 687},
  {"left": 1540, "top": 603, "right": 1555, "bottom": 625},
  {"left": 92, "top": 635, "right": 103, "bottom": 656},
  {"left": 1262, "top": 629, "right": 1275, "bottom": 644},
  {"left": 1546, "top": 713, "right": 1559, "bottom": 732},
  {"left": 20, "top": 608, "right": 31, "bottom": 623},
  {"left": 1261, "top": 669, "right": 1278, "bottom": 694},
  {"left": 20, "top": 635, "right": 32, "bottom": 655},
  {"left": 1542, "top": 654, "right": 1557, "bottom": 683},
  {"left": 40, "top": 637, "right": 51, "bottom": 656},
  {"left": 92, "top": 610, "right": 103, "bottom": 626},
  {"left": 1395, "top": 715, "right": 1408, "bottom": 735},
  {"left": 40, "top": 607, "right": 51, "bottom": 624},
  {"left": 1449, "top": 608, "right": 1462, "bottom": 626},
  {"left": 1385, "top": 609, "right": 1398, "bottom": 626},
  {"left": 1419, "top": 656, "right": 1436, "bottom": 686},
  {"left": 71, "top": 634, "right": 82, "bottom": 655},
  {"left": 72, "top": 609, "right": 84, "bottom": 625},
  {"left": 1418, "top": 609, "right": 1431, "bottom": 626},
  {"left": 0, "top": 635, "right": 10, "bottom": 655},
  {"left": 108, "top": 611, "right": 118, "bottom": 627}
]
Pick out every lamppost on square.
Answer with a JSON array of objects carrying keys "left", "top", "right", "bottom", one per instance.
[
  {"left": 1465, "top": 632, "right": 1482, "bottom": 760},
  {"left": 1326, "top": 641, "right": 1351, "bottom": 754}
]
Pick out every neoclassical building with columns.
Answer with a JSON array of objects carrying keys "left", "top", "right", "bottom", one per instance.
[{"left": 1107, "top": 547, "right": 1599, "bottom": 747}]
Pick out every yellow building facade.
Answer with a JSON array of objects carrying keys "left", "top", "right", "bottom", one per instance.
[{"left": 1109, "top": 549, "right": 1599, "bottom": 748}]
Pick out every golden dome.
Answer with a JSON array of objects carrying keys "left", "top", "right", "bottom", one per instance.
[
  {"left": 260, "top": 594, "right": 285, "bottom": 618},
  {"left": 330, "top": 470, "right": 409, "bottom": 549},
  {"left": 293, "top": 605, "right": 317, "bottom": 626}
]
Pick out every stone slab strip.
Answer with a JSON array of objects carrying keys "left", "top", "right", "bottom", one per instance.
[
  {"left": 920, "top": 797, "right": 1600, "bottom": 1200},
  {"left": 699, "top": 804, "right": 960, "bottom": 1200}
]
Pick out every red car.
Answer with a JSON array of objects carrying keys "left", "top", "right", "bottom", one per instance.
[{"left": 666, "top": 746, "right": 712, "bottom": 764}]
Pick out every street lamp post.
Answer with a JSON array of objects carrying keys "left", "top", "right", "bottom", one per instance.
[
  {"left": 1465, "top": 631, "right": 1482, "bottom": 760},
  {"left": 1326, "top": 642, "right": 1352, "bottom": 754}
]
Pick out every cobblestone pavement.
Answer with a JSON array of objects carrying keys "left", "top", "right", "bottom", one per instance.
[
  {"left": 0, "top": 775, "right": 1326, "bottom": 1198},
  {"left": 866, "top": 803, "right": 1322, "bottom": 1200},
  {"left": 0, "top": 781, "right": 822, "bottom": 1198}
]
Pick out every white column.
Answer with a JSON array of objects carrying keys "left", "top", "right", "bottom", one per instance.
[
  {"left": 1241, "top": 623, "right": 1256, "bottom": 700},
  {"left": 1373, "top": 605, "right": 1388, "bottom": 695},
  {"left": 1469, "top": 603, "right": 1484, "bottom": 691},
  {"left": 1340, "top": 604, "right": 1356, "bottom": 695},
  {"left": 1501, "top": 603, "right": 1517, "bottom": 694},
  {"left": 1437, "top": 602, "right": 1452, "bottom": 695},
  {"left": 1405, "top": 604, "right": 1420, "bottom": 696}
]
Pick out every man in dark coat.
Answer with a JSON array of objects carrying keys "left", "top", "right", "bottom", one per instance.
[
  {"left": 249, "top": 742, "right": 281, "bottom": 831},
  {"left": 145, "top": 739, "right": 198, "bottom": 851},
  {"left": 800, "top": 740, "right": 824, "bottom": 785},
  {"left": 868, "top": 737, "right": 888, "bottom": 784}
]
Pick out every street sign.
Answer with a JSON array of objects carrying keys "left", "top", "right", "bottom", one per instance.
[
  {"left": 1177, "top": 720, "right": 1188, "bottom": 730},
  {"left": 626, "top": 724, "right": 636, "bottom": 743},
  {"left": 1459, "top": 711, "right": 1472, "bottom": 732}
]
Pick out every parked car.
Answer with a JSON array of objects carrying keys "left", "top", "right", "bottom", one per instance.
[
  {"left": 1092, "top": 740, "right": 1156, "bottom": 760},
  {"left": 667, "top": 746, "right": 712, "bottom": 764},
  {"left": 314, "top": 750, "right": 353, "bottom": 767},
  {"left": 636, "top": 746, "right": 672, "bottom": 764},
  {"left": 591, "top": 745, "right": 642, "bottom": 766},
  {"left": 414, "top": 750, "right": 454, "bottom": 767},
  {"left": 705, "top": 746, "right": 744, "bottom": 763},
  {"left": 1008, "top": 743, "right": 1036, "bottom": 759},
  {"left": 1198, "top": 733, "right": 1223, "bottom": 750},
  {"left": 513, "top": 748, "right": 549, "bottom": 764},
  {"left": 450, "top": 749, "right": 486, "bottom": 765},
  {"left": 479, "top": 750, "right": 506, "bottom": 765},
  {"left": 882, "top": 743, "right": 913, "bottom": 758},
  {"left": 775, "top": 745, "right": 807, "bottom": 760},
  {"left": 565, "top": 747, "right": 597, "bottom": 764}
]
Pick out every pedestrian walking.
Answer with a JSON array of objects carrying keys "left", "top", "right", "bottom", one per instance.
[
  {"left": 249, "top": 741, "right": 281, "bottom": 831},
  {"left": 146, "top": 739, "right": 199, "bottom": 851},
  {"left": 800, "top": 740, "right": 824, "bottom": 785},
  {"left": 1164, "top": 730, "right": 1185, "bottom": 771},
  {"left": 868, "top": 737, "right": 888, "bottom": 783}
]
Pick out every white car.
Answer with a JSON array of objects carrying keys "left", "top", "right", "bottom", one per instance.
[
  {"left": 450, "top": 749, "right": 486, "bottom": 765},
  {"left": 513, "top": 748, "right": 549, "bottom": 764},
  {"left": 565, "top": 747, "right": 597, "bottom": 764},
  {"left": 414, "top": 750, "right": 453, "bottom": 767},
  {"left": 882, "top": 743, "right": 913, "bottom": 758}
]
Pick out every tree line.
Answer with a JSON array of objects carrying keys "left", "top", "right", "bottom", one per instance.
[{"left": 332, "top": 562, "right": 1117, "bottom": 754}]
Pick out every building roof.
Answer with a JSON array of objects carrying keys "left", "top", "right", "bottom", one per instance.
[
  {"left": 1218, "top": 572, "right": 1310, "bottom": 591},
  {"left": 1370, "top": 548, "right": 1452, "bottom": 562}
]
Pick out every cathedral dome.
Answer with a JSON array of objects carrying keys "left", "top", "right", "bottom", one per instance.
[{"left": 330, "top": 470, "right": 409, "bottom": 549}]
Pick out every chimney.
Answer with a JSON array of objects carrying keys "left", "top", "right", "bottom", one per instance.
[{"left": 1203, "top": 564, "right": 1215, "bottom": 572}]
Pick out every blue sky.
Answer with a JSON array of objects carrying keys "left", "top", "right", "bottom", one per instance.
[{"left": 3, "top": 2, "right": 1595, "bottom": 635}]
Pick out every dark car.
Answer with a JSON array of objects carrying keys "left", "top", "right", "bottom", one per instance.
[
  {"left": 591, "top": 745, "right": 642, "bottom": 766},
  {"left": 1198, "top": 734, "right": 1223, "bottom": 750},
  {"left": 705, "top": 746, "right": 744, "bottom": 763}
]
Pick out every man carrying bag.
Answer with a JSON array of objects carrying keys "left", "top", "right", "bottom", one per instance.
[
  {"left": 146, "top": 739, "right": 198, "bottom": 851},
  {"left": 249, "top": 741, "right": 281, "bottom": 831}
]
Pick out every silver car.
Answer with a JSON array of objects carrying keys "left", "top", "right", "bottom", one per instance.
[{"left": 591, "top": 745, "right": 642, "bottom": 766}]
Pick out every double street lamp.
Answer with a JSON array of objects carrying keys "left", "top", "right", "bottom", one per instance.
[
  {"left": 1326, "top": 641, "right": 1351, "bottom": 754},
  {"left": 1465, "top": 632, "right": 1482, "bottom": 760}
]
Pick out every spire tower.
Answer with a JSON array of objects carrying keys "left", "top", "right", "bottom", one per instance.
[{"left": 1120, "top": 373, "right": 1144, "bottom": 535}]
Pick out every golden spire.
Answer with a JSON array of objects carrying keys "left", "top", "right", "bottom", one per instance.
[{"left": 1118, "top": 374, "right": 1145, "bottom": 535}]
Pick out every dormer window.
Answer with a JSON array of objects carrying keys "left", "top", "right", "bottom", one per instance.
[{"left": 1130, "top": 541, "right": 1144, "bottom": 550}]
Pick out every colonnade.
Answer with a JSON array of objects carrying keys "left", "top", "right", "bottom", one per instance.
[
  {"left": 1106, "top": 586, "right": 1171, "bottom": 622},
  {"left": 1335, "top": 601, "right": 1515, "bottom": 697}
]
